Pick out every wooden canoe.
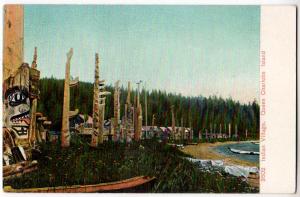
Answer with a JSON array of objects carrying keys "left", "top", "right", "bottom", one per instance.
[
  {"left": 4, "top": 176, "right": 156, "bottom": 193},
  {"left": 228, "top": 147, "right": 259, "bottom": 155}
]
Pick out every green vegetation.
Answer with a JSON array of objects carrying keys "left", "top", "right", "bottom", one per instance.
[
  {"left": 4, "top": 136, "right": 258, "bottom": 193},
  {"left": 37, "top": 78, "right": 259, "bottom": 139}
]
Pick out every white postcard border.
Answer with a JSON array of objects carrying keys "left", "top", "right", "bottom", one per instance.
[{"left": 260, "top": 5, "right": 296, "bottom": 193}]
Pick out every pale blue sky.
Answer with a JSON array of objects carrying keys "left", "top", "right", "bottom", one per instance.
[{"left": 24, "top": 5, "right": 260, "bottom": 103}]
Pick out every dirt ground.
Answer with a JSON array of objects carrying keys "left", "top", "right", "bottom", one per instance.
[{"left": 181, "top": 141, "right": 260, "bottom": 188}]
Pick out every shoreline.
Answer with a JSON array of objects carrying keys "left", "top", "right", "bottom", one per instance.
[
  {"left": 181, "top": 141, "right": 260, "bottom": 188},
  {"left": 181, "top": 141, "right": 259, "bottom": 167}
]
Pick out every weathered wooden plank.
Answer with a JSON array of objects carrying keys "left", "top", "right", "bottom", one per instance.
[{"left": 3, "top": 5, "right": 24, "bottom": 80}]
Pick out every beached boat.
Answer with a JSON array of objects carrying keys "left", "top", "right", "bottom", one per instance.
[
  {"left": 4, "top": 176, "right": 156, "bottom": 193},
  {"left": 228, "top": 147, "right": 259, "bottom": 155}
]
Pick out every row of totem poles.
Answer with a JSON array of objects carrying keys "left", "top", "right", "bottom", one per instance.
[
  {"left": 60, "top": 49, "right": 144, "bottom": 147},
  {"left": 198, "top": 123, "right": 247, "bottom": 140}
]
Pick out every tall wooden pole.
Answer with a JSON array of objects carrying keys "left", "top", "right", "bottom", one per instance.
[
  {"left": 125, "top": 81, "right": 131, "bottom": 121},
  {"left": 29, "top": 47, "right": 38, "bottom": 145},
  {"left": 91, "top": 53, "right": 100, "bottom": 147},
  {"left": 124, "top": 81, "right": 132, "bottom": 142},
  {"left": 113, "top": 80, "right": 120, "bottom": 135},
  {"left": 61, "top": 48, "right": 73, "bottom": 147},
  {"left": 171, "top": 105, "right": 175, "bottom": 140},
  {"left": 152, "top": 114, "right": 155, "bottom": 127},
  {"left": 134, "top": 81, "right": 143, "bottom": 141},
  {"left": 198, "top": 130, "right": 202, "bottom": 140},
  {"left": 98, "top": 62, "right": 110, "bottom": 143},
  {"left": 144, "top": 82, "right": 148, "bottom": 139},
  {"left": 181, "top": 117, "right": 184, "bottom": 140},
  {"left": 214, "top": 123, "right": 216, "bottom": 138},
  {"left": 134, "top": 81, "right": 142, "bottom": 141},
  {"left": 228, "top": 123, "right": 231, "bottom": 138},
  {"left": 210, "top": 123, "right": 213, "bottom": 139},
  {"left": 3, "top": 5, "right": 24, "bottom": 80}
]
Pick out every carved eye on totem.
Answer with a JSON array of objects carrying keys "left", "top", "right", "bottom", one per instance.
[{"left": 5, "top": 87, "right": 29, "bottom": 107}]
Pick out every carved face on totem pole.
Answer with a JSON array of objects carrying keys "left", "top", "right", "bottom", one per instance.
[{"left": 4, "top": 86, "right": 30, "bottom": 139}]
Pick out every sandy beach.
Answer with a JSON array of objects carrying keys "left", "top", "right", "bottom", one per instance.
[
  {"left": 181, "top": 141, "right": 259, "bottom": 188},
  {"left": 181, "top": 141, "right": 259, "bottom": 167}
]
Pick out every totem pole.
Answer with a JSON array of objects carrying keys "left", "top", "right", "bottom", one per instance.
[
  {"left": 113, "top": 80, "right": 120, "bottom": 139},
  {"left": 61, "top": 48, "right": 78, "bottom": 147},
  {"left": 180, "top": 117, "right": 184, "bottom": 141},
  {"left": 99, "top": 77, "right": 110, "bottom": 144},
  {"left": 198, "top": 130, "right": 202, "bottom": 140},
  {"left": 29, "top": 47, "right": 38, "bottom": 145},
  {"left": 91, "top": 53, "right": 100, "bottom": 147},
  {"left": 124, "top": 81, "right": 134, "bottom": 142},
  {"left": 152, "top": 114, "right": 156, "bottom": 127},
  {"left": 228, "top": 123, "right": 231, "bottom": 138},
  {"left": 189, "top": 111, "right": 193, "bottom": 141},
  {"left": 171, "top": 105, "right": 175, "bottom": 140},
  {"left": 134, "top": 81, "right": 143, "bottom": 141},
  {"left": 96, "top": 54, "right": 110, "bottom": 144},
  {"left": 144, "top": 82, "right": 148, "bottom": 139},
  {"left": 210, "top": 123, "right": 213, "bottom": 139},
  {"left": 214, "top": 123, "right": 216, "bottom": 138}
]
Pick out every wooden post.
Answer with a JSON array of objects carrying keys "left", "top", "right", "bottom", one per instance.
[
  {"left": 181, "top": 117, "right": 184, "bottom": 141},
  {"left": 125, "top": 81, "right": 131, "bottom": 122},
  {"left": 29, "top": 47, "right": 38, "bottom": 145},
  {"left": 91, "top": 53, "right": 100, "bottom": 147},
  {"left": 61, "top": 48, "right": 73, "bottom": 148},
  {"left": 124, "top": 81, "right": 133, "bottom": 142},
  {"left": 113, "top": 80, "right": 120, "bottom": 137},
  {"left": 171, "top": 105, "right": 175, "bottom": 140},
  {"left": 214, "top": 123, "right": 216, "bottom": 138},
  {"left": 3, "top": 5, "right": 24, "bottom": 80},
  {"left": 144, "top": 83, "right": 148, "bottom": 139},
  {"left": 137, "top": 108, "right": 142, "bottom": 139},
  {"left": 189, "top": 112, "right": 193, "bottom": 141},
  {"left": 219, "top": 124, "right": 222, "bottom": 138},
  {"left": 134, "top": 81, "right": 142, "bottom": 141},
  {"left": 98, "top": 103, "right": 105, "bottom": 143},
  {"left": 228, "top": 123, "right": 231, "bottom": 138},
  {"left": 152, "top": 114, "right": 155, "bottom": 127},
  {"left": 210, "top": 123, "right": 212, "bottom": 139},
  {"left": 98, "top": 62, "right": 110, "bottom": 143}
]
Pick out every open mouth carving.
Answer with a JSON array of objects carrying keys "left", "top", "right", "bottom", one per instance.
[{"left": 10, "top": 111, "right": 30, "bottom": 123}]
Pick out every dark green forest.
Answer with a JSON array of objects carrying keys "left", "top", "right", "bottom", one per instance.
[{"left": 37, "top": 77, "right": 259, "bottom": 139}]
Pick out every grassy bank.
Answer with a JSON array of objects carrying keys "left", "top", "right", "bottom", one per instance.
[{"left": 4, "top": 136, "right": 258, "bottom": 193}]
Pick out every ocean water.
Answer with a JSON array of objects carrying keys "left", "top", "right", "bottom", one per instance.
[{"left": 213, "top": 142, "right": 259, "bottom": 163}]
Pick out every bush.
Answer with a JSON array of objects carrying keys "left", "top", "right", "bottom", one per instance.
[{"left": 4, "top": 136, "right": 258, "bottom": 193}]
